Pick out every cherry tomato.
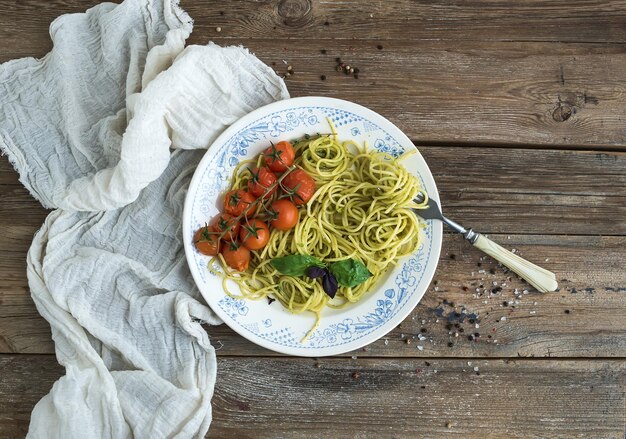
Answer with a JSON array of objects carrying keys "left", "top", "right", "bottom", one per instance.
[
  {"left": 222, "top": 241, "right": 251, "bottom": 271},
  {"left": 269, "top": 199, "right": 299, "bottom": 231},
  {"left": 211, "top": 213, "right": 240, "bottom": 242},
  {"left": 239, "top": 219, "right": 270, "bottom": 250},
  {"left": 247, "top": 166, "right": 278, "bottom": 198},
  {"left": 281, "top": 169, "right": 316, "bottom": 206},
  {"left": 223, "top": 189, "right": 256, "bottom": 217},
  {"left": 263, "top": 140, "right": 295, "bottom": 173},
  {"left": 193, "top": 225, "right": 220, "bottom": 256}
]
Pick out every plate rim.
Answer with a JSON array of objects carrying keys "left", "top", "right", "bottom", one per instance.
[{"left": 183, "top": 96, "right": 442, "bottom": 357}]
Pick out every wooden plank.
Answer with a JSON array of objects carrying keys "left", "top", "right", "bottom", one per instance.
[
  {"left": 0, "top": 355, "right": 63, "bottom": 438},
  {"left": 0, "top": 185, "right": 48, "bottom": 226},
  {"left": 424, "top": 148, "right": 626, "bottom": 235},
  {"left": 205, "top": 39, "right": 626, "bottom": 148},
  {"left": 210, "top": 358, "right": 626, "bottom": 439},
  {"left": 1, "top": 0, "right": 626, "bottom": 55},
  {"left": 2, "top": 233, "right": 625, "bottom": 357},
  {"left": 2, "top": 146, "right": 625, "bottom": 235},
  {"left": 185, "top": 0, "right": 626, "bottom": 44},
  {"left": 1, "top": 3, "right": 625, "bottom": 148},
  {"left": 0, "top": 355, "right": 624, "bottom": 438}
]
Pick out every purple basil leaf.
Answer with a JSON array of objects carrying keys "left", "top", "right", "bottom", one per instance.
[
  {"left": 307, "top": 266, "right": 327, "bottom": 279},
  {"left": 322, "top": 272, "right": 339, "bottom": 299}
]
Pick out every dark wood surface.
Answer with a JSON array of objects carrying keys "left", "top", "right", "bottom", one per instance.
[{"left": 1, "top": 0, "right": 625, "bottom": 437}]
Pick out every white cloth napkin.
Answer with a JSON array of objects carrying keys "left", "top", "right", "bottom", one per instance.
[{"left": 0, "top": 0, "right": 288, "bottom": 437}]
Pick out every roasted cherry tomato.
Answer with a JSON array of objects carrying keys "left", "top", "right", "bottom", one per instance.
[
  {"left": 193, "top": 225, "right": 220, "bottom": 256},
  {"left": 281, "top": 169, "right": 316, "bottom": 205},
  {"left": 222, "top": 241, "right": 251, "bottom": 271},
  {"left": 239, "top": 219, "right": 270, "bottom": 250},
  {"left": 269, "top": 199, "right": 299, "bottom": 231},
  {"left": 247, "top": 166, "right": 278, "bottom": 198},
  {"left": 263, "top": 140, "right": 295, "bottom": 173},
  {"left": 211, "top": 213, "right": 240, "bottom": 242},
  {"left": 223, "top": 189, "right": 256, "bottom": 217}
]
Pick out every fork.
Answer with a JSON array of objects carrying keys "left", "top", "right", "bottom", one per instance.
[{"left": 414, "top": 193, "right": 558, "bottom": 293}]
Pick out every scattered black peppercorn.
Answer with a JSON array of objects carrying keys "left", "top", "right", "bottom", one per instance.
[
  {"left": 489, "top": 268, "right": 496, "bottom": 274},
  {"left": 474, "top": 332, "right": 480, "bottom": 337},
  {"left": 334, "top": 59, "right": 360, "bottom": 78},
  {"left": 468, "top": 335, "right": 474, "bottom": 341},
  {"left": 491, "top": 287, "right": 502, "bottom": 294},
  {"left": 447, "top": 342, "right": 454, "bottom": 347},
  {"left": 462, "top": 286, "right": 468, "bottom": 291},
  {"left": 564, "top": 309, "right": 570, "bottom": 314},
  {"left": 487, "top": 335, "right": 492, "bottom": 339},
  {"left": 459, "top": 328, "right": 464, "bottom": 333},
  {"left": 420, "top": 328, "right": 427, "bottom": 333},
  {"left": 377, "top": 44, "right": 383, "bottom": 50},
  {"left": 324, "top": 21, "right": 330, "bottom": 26},
  {"left": 321, "top": 49, "right": 327, "bottom": 54},
  {"left": 421, "top": 385, "right": 426, "bottom": 389},
  {"left": 476, "top": 372, "right": 480, "bottom": 376},
  {"left": 425, "top": 361, "right": 431, "bottom": 366},
  {"left": 477, "top": 262, "right": 482, "bottom": 267},
  {"left": 450, "top": 254, "right": 456, "bottom": 260},
  {"left": 503, "top": 301, "right": 508, "bottom": 307},
  {"left": 320, "top": 75, "right": 326, "bottom": 81},
  {"left": 445, "top": 323, "right": 453, "bottom": 330}
]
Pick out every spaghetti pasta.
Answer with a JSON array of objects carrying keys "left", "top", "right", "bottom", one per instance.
[{"left": 210, "top": 130, "right": 428, "bottom": 340}]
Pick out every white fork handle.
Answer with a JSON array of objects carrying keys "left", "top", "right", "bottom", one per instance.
[{"left": 472, "top": 234, "right": 558, "bottom": 293}]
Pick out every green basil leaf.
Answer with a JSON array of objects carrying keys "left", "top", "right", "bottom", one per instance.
[
  {"left": 271, "top": 254, "right": 325, "bottom": 276},
  {"left": 329, "top": 259, "right": 372, "bottom": 288}
]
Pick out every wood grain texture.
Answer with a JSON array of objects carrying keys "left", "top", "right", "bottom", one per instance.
[
  {"left": 184, "top": 0, "right": 626, "bottom": 43},
  {"left": 2, "top": 0, "right": 626, "bottom": 46},
  {"left": 0, "top": 355, "right": 63, "bottom": 438},
  {"left": 1, "top": 0, "right": 626, "bottom": 436},
  {"left": 0, "top": 355, "right": 624, "bottom": 439},
  {"left": 1, "top": 2, "right": 626, "bottom": 147},
  {"left": 2, "top": 147, "right": 625, "bottom": 236},
  {"left": 3, "top": 233, "right": 625, "bottom": 357},
  {"left": 201, "top": 39, "right": 626, "bottom": 148}
]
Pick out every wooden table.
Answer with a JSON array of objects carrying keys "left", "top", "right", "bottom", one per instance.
[{"left": 1, "top": 1, "right": 625, "bottom": 437}]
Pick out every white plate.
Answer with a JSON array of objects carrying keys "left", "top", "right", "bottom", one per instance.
[{"left": 183, "top": 97, "right": 442, "bottom": 357}]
